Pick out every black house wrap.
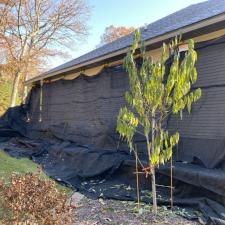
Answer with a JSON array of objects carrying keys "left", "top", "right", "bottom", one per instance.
[
  {"left": 26, "top": 66, "right": 131, "bottom": 149},
  {"left": 22, "top": 38, "right": 225, "bottom": 169}
]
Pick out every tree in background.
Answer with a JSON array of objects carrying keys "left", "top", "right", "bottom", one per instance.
[
  {"left": 117, "top": 30, "right": 201, "bottom": 213},
  {"left": 100, "top": 25, "right": 135, "bottom": 45},
  {"left": 0, "top": 0, "right": 90, "bottom": 107}
]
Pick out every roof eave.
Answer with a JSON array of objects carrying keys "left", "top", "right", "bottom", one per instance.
[{"left": 25, "top": 12, "right": 225, "bottom": 85}]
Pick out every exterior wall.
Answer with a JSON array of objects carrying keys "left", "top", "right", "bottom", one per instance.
[
  {"left": 167, "top": 41, "right": 225, "bottom": 167},
  {"left": 28, "top": 66, "right": 131, "bottom": 149},
  {"left": 27, "top": 33, "right": 225, "bottom": 167},
  {"left": 169, "top": 41, "right": 225, "bottom": 139}
]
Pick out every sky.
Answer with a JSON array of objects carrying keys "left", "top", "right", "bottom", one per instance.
[{"left": 49, "top": 0, "right": 205, "bottom": 69}]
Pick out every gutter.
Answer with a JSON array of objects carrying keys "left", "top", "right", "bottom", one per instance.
[{"left": 25, "top": 13, "right": 225, "bottom": 85}]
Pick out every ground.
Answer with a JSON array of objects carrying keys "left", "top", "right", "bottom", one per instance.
[
  {"left": 0, "top": 150, "right": 200, "bottom": 225},
  {"left": 0, "top": 150, "right": 71, "bottom": 193},
  {"left": 73, "top": 196, "right": 200, "bottom": 225},
  {"left": 0, "top": 150, "right": 39, "bottom": 181}
]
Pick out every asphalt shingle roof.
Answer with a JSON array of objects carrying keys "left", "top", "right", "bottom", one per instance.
[{"left": 46, "top": 0, "right": 225, "bottom": 76}]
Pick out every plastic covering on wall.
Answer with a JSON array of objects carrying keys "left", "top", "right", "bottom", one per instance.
[{"left": 1, "top": 37, "right": 225, "bottom": 224}]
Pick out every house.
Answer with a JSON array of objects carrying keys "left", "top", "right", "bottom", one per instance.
[{"left": 25, "top": 0, "right": 225, "bottom": 169}]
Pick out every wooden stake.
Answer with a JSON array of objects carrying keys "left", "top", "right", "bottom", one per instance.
[
  {"left": 135, "top": 149, "right": 140, "bottom": 210},
  {"left": 170, "top": 156, "right": 173, "bottom": 210}
]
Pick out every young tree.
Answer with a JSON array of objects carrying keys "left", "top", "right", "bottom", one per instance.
[
  {"left": 117, "top": 30, "right": 201, "bottom": 213},
  {"left": 100, "top": 25, "right": 135, "bottom": 45},
  {"left": 0, "top": 0, "right": 90, "bottom": 107}
]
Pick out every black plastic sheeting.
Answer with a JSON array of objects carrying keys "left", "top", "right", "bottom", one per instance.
[
  {"left": 1, "top": 111, "right": 225, "bottom": 225},
  {"left": 20, "top": 38, "right": 225, "bottom": 170},
  {"left": 1, "top": 38, "right": 225, "bottom": 224}
]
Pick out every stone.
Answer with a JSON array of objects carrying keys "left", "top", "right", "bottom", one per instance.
[{"left": 69, "top": 192, "right": 85, "bottom": 207}]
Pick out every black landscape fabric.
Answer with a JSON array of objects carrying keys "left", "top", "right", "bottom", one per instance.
[
  {"left": 1, "top": 112, "right": 225, "bottom": 225},
  {"left": 18, "top": 39, "right": 225, "bottom": 170},
  {"left": 1, "top": 38, "right": 225, "bottom": 224}
]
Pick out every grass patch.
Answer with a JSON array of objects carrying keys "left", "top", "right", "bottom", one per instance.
[
  {"left": 0, "top": 151, "right": 38, "bottom": 181},
  {"left": 0, "top": 150, "right": 72, "bottom": 195},
  {"left": 0, "top": 78, "right": 21, "bottom": 116},
  {"left": 0, "top": 79, "right": 12, "bottom": 116}
]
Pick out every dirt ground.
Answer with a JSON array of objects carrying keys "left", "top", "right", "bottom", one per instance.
[{"left": 73, "top": 196, "right": 201, "bottom": 225}]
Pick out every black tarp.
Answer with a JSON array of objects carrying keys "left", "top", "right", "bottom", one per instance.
[
  {"left": 1, "top": 37, "right": 225, "bottom": 224},
  {"left": 1, "top": 116, "right": 225, "bottom": 224},
  {"left": 16, "top": 38, "right": 225, "bottom": 169}
]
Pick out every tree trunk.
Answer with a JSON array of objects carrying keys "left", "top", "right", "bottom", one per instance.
[
  {"left": 151, "top": 116, "right": 157, "bottom": 213},
  {"left": 151, "top": 167, "right": 157, "bottom": 213},
  {"left": 146, "top": 117, "right": 158, "bottom": 213},
  {"left": 22, "top": 85, "right": 28, "bottom": 104},
  {"left": 10, "top": 71, "right": 21, "bottom": 107},
  {"left": 22, "top": 68, "right": 29, "bottom": 104}
]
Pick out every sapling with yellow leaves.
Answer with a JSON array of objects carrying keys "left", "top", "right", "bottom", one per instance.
[{"left": 117, "top": 30, "right": 201, "bottom": 213}]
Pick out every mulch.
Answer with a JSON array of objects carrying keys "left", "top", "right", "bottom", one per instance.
[{"left": 73, "top": 196, "right": 201, "bottom": 225}]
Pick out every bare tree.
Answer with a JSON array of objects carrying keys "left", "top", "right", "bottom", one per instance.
[
  {"left": 100, "top": 25, "right": 135, "bottom": 46},
  {"left": 0, "top": 0, "right": 90, "bottom": 107}
]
